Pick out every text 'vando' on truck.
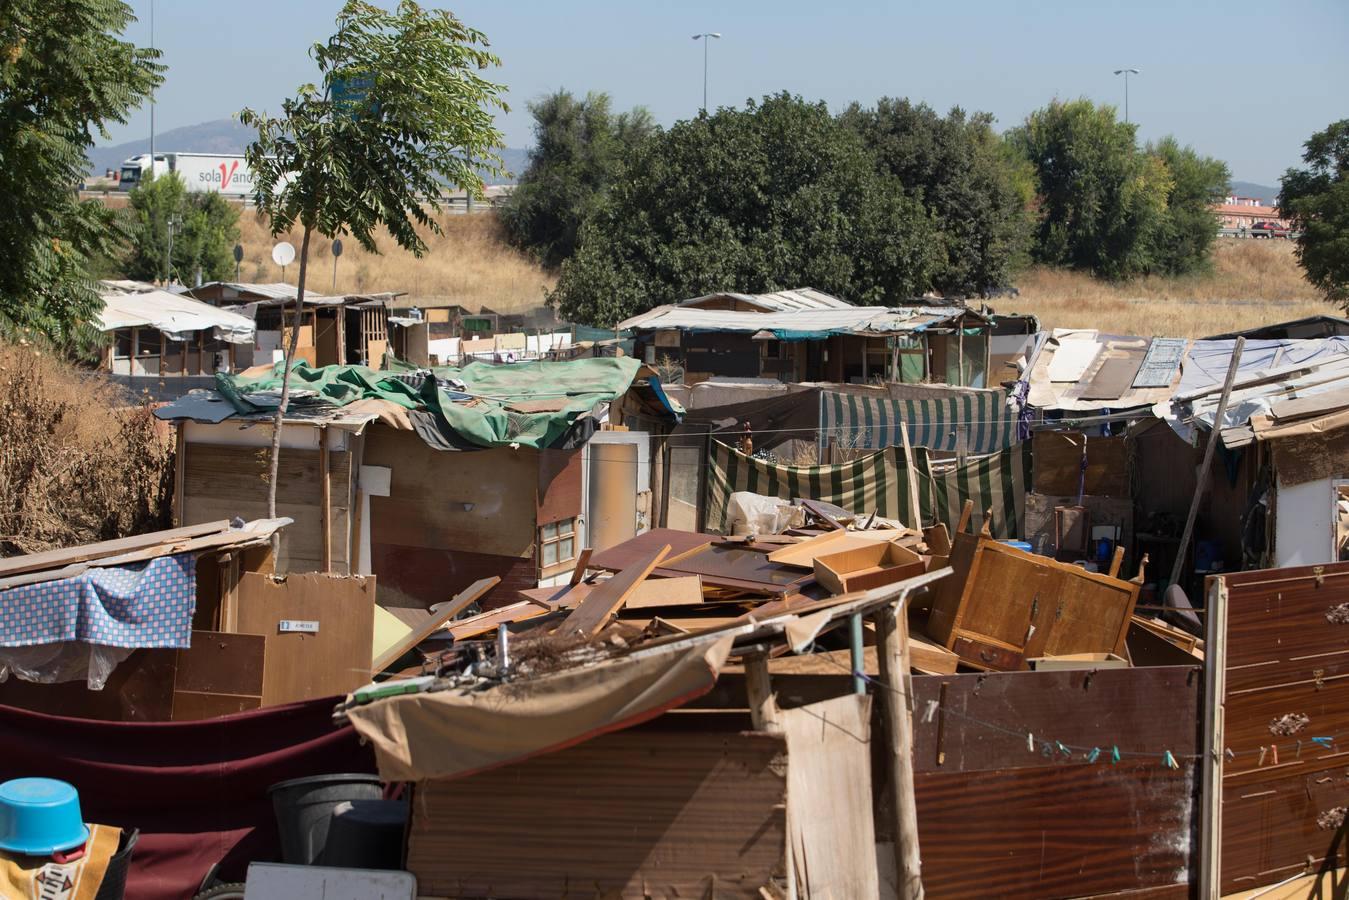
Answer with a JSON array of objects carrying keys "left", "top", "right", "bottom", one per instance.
[{"left": 118, "top": 153, "right": 257, "bottom": 196}]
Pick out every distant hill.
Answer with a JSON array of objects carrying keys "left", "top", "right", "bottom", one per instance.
[
  {"left": 89, "top": 118, "right": 529, "bottom": 185},
  {"left": 1229, "top": 180, "right": 1280, "bottom": 204}
]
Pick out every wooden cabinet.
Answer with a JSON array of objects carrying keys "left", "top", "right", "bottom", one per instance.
[{"left": 927, "top": 531, "right": 1139, "bottom": 671}]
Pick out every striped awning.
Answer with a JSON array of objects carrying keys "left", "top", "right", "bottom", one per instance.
[{"left": 818, "top": 387, "right": 1017, "bottom": 456}]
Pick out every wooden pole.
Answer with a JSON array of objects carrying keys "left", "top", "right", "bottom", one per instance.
[
  {"left": 1168, "top": 337, "right": 1245, "bottom": 591},
  {"left": 876, "top": 600, "right": 924, "bottom": 899},
  {"left": 744, "top": 650, "right": 780, "bottom": 732},
  {"left": 319, "top": 425, "right": 332, "bottom": 573},
  {"left": 1199, "top": 576, "right": 1229, "bottom": 898}
]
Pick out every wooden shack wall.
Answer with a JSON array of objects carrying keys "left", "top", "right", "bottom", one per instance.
[
  {"left": 406, "top": 719, "right": 788, "bottom": 899},
  {"left": 910, "top": 666, "right": 1202, "bottom": 899},
  {"left": 361, "top": 426, "right": 539, "bottom": 610},
  {"left": 1219, "top": 561, "right": 1349, "bottom": 893},
  {"left": 179, "top": 432, "right": 353, "bottom": 574}
]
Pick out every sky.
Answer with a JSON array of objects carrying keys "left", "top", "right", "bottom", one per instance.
[{"left": 105, "top": 0, "right": 1349, "bottom": 187}]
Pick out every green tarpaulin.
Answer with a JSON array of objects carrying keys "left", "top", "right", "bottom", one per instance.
[{"left": 215, "top": 356, "right": 643, "bottom": 450}]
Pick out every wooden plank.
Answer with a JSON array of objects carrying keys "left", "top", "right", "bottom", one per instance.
[
  {"left": 235, "top": 572, "right": 376, "bottom": 706},
  {"left": 406, "top": 726, "right": 787, "bottom": 899},
  {"left": 766, "top": 529, "right": 904, "bottom": 569},
  {"left": 372, "top": 576, "right": 500, "bottom": 672},
  {"left": 621, "top": 575, "right": 704, "bottom": 609},
  {"left": 567, "top": 547, "right": 593, "bottom": 585},
  {"left": 758, "top": 638, "right": 958, "bottom": 678},
  {"left": 0, "top": 520, "right": 229, "bottom": 579},
  {"left": 445, "top": 601, "right": 549, "bottom": 641},
  {"left": 174, "top": 631, "right": 264, "bottom": 695},
  {"left": 558, "top": 545, "right": 670, "bottom": 637},
  {"left": 588, "top": 528, "right": 712, "bottom": 573}
]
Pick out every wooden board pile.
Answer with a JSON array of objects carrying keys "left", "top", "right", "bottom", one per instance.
[{"left": 371, "top": 495, "right": 1203, "bottom": 684}]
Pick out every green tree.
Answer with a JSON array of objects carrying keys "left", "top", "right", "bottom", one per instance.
[
  {"left": 124, "top": 174, "right": 241, "bottom": 284},
  {"left": 240, "top": 0, "right": 506, "bottom": 517},
  {"left": 1279, "top": 120, "right": 1349, "bottom": 310},
  {"left": 840, "top": 99, "right": 1033, "bottom": 296},
  {"left": 1007, "top": 99, "right": 1172, "bottom": 279},
  {"left": 1147, "top": 136, "right": 1230, "bottom": 276},
  {"left": 0, "top": 0, "right": 162, "bottom": 341},
  {"left": 550, "top": 93, "right": 940, "bottom": 327},
  {"left": 501, "top": 90, "right": 655, "bottom": 268}
]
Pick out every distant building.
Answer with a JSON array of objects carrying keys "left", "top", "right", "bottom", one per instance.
[{"left": 1214, "top": 196, "right": 1290, "bottom": 231}]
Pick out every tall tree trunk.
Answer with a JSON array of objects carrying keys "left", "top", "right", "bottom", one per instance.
[{"left": 266, "top": 225, "right": 314, "bottom": 535}]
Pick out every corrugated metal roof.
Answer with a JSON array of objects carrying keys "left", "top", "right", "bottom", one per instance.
[
  {"left": 677, "top": 288, "right": 853, "bottom": 312},
  {"left": 617, "top": 305, "right": 982, "bottom": 335},
  {"left": 1027, "top": 330, "right": 1184, "bottom": 412},
  {"left": 98, "top": 290, "right": 255, "bottom": 344}
]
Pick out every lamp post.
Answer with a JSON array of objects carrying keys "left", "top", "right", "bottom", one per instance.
[
  {"left": 149, "top": 0, "right": 156, "bottom": 163},
  {"left": 692, "top": 32, "right": 721, "bottom": 113},
  {"left": 1113, "top": 67, "right": 1140, "bottom": 124}
]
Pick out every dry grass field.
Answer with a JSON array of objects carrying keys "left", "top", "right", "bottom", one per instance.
[
  {"left": 1007, "top": 240, "right": 1329, "bottom": 337},
  {"left": 236, "top": 209, "right": 1332, "bottom": 336},
  {"left": 236, "top": 211, "right": 556, "bottom": 314}
]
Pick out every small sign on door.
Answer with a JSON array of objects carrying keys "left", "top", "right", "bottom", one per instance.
[{"left": 278, "top": 619, "right": 320, "bottom": 634}]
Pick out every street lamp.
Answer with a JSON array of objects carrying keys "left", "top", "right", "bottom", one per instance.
[
  {"left": 692, "top": 32, "right": 721, "bottom": 113},
  {"left": 1113, "top": 67, "right": 1140, "bottom": 125}
]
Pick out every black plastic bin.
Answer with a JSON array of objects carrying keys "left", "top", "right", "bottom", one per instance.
[
  {"left": 93, "top": 828, "right": 138, "bottom": 900},
  {"left": 318, "top": 799, "right": 409, "bottom": 870},
  {"left": 267, "top": 774, "right": 383, "bottom": 865}
]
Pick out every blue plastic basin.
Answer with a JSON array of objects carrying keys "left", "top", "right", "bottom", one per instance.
[
  {"left": 1000, "top": 540, "right": 1034, "bottom": 553},
  {"left": 0, "top": 778, "right": 90, "bottom": 855}
]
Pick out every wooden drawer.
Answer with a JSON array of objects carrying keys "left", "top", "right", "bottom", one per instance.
[{"left": 951, "top": 634, "right": 1026, "bottom": 671}]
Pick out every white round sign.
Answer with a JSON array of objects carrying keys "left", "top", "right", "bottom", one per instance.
[{"left": 271, "top": 241, "right": 296, "bottom": 267}]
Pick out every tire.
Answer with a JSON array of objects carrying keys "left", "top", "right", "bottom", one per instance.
[{"left": 192, "top": 884, "right": 247, "bottom": 900}]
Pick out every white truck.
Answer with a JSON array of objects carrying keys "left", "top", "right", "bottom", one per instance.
[{"left": 117, "top": 152, "right": 257, "bottom": 196}]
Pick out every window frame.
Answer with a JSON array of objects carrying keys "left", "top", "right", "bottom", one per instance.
[{"left": 538, "top": 516, "right": 579, "bottom": 577}]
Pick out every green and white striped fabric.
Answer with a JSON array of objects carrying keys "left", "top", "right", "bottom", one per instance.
[
  {"left": 705, "top": 443, "right": 927, "bottom": 534},
  {"left": 927, "top": 443, "right": 1029, "bottom": 539},
  {"left": 705, "top": 440, "right": 1028, "bottom": 539},
  {"left": 818, "top": 387, "right": 1016, "bottom": 456}
]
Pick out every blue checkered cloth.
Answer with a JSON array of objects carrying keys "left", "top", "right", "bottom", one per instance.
[{"left": 0, "top": 553, "right": 197, "bottom": 649}]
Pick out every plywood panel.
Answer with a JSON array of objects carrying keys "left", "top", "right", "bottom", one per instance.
[
  {"left": 406, "top": 725, "right": 787, "bottom": 899},
  {"left": 362, "top": 428, "right": 537, "bottom": 559},
  {"left": 182, "top": 443, "right": 351, "bottom": 572},
  {"left": 910, "top": 666, "right": 1201, "bottom": 899},
  {"left": 537, "top": 448, "right": 583, "bottom": 525},
  {"left": 369, "top": 544, "right": 536, "bottom": 611},
  {"left": 235, "top": 573, "right": 375, "bottom": 706},
  {"left": 1033, "top": 431, "right": 1130, "bottom": 498}
]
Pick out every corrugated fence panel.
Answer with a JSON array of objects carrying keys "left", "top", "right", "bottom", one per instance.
[{"left": 818, "top": 387, "right": 1017, "bottom": 456}]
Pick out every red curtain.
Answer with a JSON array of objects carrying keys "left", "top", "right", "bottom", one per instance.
[{"left": 0, "top": 697, "right": 375, "bottom": 900}]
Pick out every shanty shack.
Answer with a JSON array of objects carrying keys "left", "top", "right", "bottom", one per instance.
[
  {"left": 620, "top": 288, "right": 994, "bottom": 387},
  {"left": 155, "top": 356, "right": 679, "bottom": 611},
  {"left": 185, "top": 281, "right": 425, "bottom": 369},
  {"left": 97, "top": 282, "right": 255, "bottom": 396}
]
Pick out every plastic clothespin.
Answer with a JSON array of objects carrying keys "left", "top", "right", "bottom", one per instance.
[
  {"left": 1040, "top": 741, "right": 1053, "bottom": 758},
  {"left": 1258, "top": 745, "right": 1268, "bottom": 766},
  {"left": 1087, "top": 747, "right": 1101, "bottom": 763},
  {"left": 1225, "top": 748, "right": 1236, "bottom": 761},
  {"left": 1162, "top": 750, "right": 1179, "bottom": 770},
  {"left": 923, "top": 699, "right": 939, "bottom": 724},
  {"left": 1311, "top": 736, "right": 1333, "bottom": 749},
  {"left": 1057, "top": 741, "right": 1071, "bottom": 758},
  {"left": 1111, "top": 746, "right": 1120, "bottom": 765},
  {"left": 1271, "top": 744, "right": 1279, "bottom": 765},
  {"left": 1297, "top": 740, "right": 1303, "bottom": 758},
  {"left": 1028, "top": 732, "right": 1034, "bottom": 753}
]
